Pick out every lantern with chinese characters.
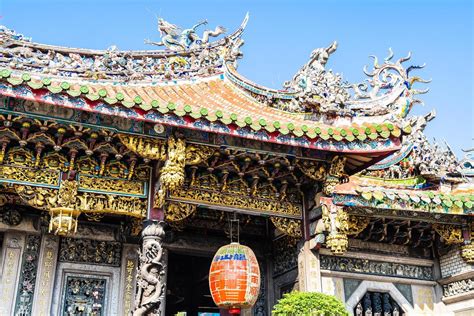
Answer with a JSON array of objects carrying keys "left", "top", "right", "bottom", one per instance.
[{"left": 209, "top": 242, "right": 260, "bottom": 315}]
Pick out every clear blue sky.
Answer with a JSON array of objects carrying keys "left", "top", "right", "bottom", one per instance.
[{"left": 1, "top": 0, "right": 472, "bottom": 157}]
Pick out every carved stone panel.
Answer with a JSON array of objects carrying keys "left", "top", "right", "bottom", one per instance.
[
  {"left": 442, "top": 278, "right": 474, "bottom": 298},
  {"left": 52, "top": 264, "right": 121, "bottom": 316},
  {"left": 273, "top": 236, "right": 298, "bottom": 276},
  {"left": 58, "top": 237, "right": 122, "bottom": 267},
  {"left": 14, "top": 234, "right": 41, "bottom": 315},
  {"left": 62, "top": 276, "right": 107, "bottom": 315},
  {"left": 320, "top": 255, "right": 434, "bottom": 280}
]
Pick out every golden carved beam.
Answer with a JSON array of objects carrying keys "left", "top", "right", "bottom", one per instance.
[
  {"left": 118, "top": 134, "right": 166, "bottom": 161},
  {"left": 169, "top": 187, "right": 302, "bottom": 218},
  {"left": 118, "top": 134, "right": 216, "bottom": 166},
  {"left": 15, "top": 182, "right": 146, "bottom": 217}
]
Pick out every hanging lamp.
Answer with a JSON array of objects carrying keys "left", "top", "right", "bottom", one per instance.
[{"left": 208, "top": 214, "right": 260, "bottom": 315}]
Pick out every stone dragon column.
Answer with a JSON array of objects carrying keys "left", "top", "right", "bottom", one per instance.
[{"left": 133, "top": 220, "right": 166, "bottom": 316}]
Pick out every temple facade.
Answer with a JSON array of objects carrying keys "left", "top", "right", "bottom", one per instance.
[{"left": 0, "top": 15, "right": 472, "bottom": 316}]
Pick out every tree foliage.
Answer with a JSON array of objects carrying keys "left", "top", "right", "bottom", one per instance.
[{"left": 272, "top": 291, "right": 349, "bottom": 316}]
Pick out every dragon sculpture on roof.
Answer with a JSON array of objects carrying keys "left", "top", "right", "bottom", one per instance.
[{"left": 145, "top": 18, "right": 227, "bottom": 51}]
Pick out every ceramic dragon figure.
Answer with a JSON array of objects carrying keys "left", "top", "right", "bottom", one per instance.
[{"left": 145, "top": 18, "right": 226, "bottom": 51}]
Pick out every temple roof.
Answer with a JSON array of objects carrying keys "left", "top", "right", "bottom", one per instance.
[
  {"left": 0, "top": 16, "right": 431, "bottom": 159},
  {"left": 332, "top": 112, "right": 474, "bottom": 216}
]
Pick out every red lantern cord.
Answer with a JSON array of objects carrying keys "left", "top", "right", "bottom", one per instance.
[{"left": 229, "top": 212, "right": 240, "bottom": 243}]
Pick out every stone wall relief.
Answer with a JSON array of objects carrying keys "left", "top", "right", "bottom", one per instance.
[
  {"left": 14, "top": 234, "right": 41, "bottom": 315},
  {"left": 63, "top": 276, "right": 107, "bottom": 315},
  {"left": 442, "top": 278, "right": 474, "bottom": 298}
]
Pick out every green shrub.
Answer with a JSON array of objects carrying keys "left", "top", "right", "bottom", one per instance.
[{"left": 272, "top": 291, "right": 349, "bottom": 316}]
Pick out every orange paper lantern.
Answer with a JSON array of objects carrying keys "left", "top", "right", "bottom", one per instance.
[{"left": 209, "top": 242, "right": 260, "bottom": 314}]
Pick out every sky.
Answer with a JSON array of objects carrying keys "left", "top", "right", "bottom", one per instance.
[{"left": 1, "top": 0, "right": 472, "bottom": 157}]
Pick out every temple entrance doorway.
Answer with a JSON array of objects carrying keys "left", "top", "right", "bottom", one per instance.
[{"left": 166, "top": 252, "right": 219, "bottom": 316}]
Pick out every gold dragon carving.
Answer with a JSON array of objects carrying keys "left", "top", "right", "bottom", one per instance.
[
  {"left": 432, "top": 224, "right": 464, "bottom": 245},
  {"left": 118, "top": 134, "right": 215, "bottom": 166},
  {"left": 271, "top": 217, "right": 302, "bottom": 238},
  {"left": 165, "top": 202, "right": 197, "bottom": 222},
  {"left": 185, "top": 144, "right": 216, "bottom": 165},
  {"left": 296, "top": 160, "right": 327, "bottom": 181},
  {"left": 322, "top": 156, "right": 347, "bottom": 196}
]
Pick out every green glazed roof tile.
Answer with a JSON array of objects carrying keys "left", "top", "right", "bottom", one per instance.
[{"left": 0, "top": 69, "right": 407, "bottom": 144}]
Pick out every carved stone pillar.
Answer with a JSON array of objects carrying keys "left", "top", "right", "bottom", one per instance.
[
  {"left": 31, "top": 234, "right": 60, "bottom": 316},
  {"left": 0, "top": 232, "right": 26, "bottom": 315},
  {"left": 133, "top": 221, "right": 167, "bottom": 316}
]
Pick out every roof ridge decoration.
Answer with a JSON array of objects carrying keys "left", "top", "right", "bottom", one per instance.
[
  {"left": 0, "top": 13, "right": 248, "bottom": 82},
  {"left": 459, "top": 147, "right": 474, "bottom": 179},
  {"left": 144, "top": 18, "right": 227, "bottom": 51},
  {"left": 360, "top": 110, "right": 460, "bottom": 181},
  {"left": 224, "top": 42, "right": 431, "bottom": 124}
]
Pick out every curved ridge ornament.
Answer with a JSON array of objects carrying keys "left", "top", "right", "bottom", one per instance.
[
  {"left": 347, "top": 49, "right": 431, "bottom": 118},
  {"left": 283, "top": 44, "right": 430, "bottom": 119}
]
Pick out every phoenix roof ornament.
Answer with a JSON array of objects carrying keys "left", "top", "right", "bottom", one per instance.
[{"left": 145, "top": 18, "right": 227, "bottom": 51}]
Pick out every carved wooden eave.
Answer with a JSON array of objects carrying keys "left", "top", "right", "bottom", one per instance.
[{"left": 0, "top": 113, "right": 151, "bottom": 233}]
